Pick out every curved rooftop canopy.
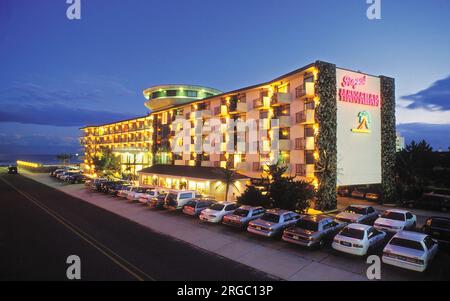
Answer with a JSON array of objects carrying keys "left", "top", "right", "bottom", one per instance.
[{"left": 143, "top": 84, "right": 222, "bottom": 111}]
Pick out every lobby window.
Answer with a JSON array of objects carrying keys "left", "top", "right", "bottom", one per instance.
[
  {"left": 186, "top": 90, "right": 198, "bottom": 98},
  {"left": 166, "top": 90, "right": 177, "bottom": 97}
]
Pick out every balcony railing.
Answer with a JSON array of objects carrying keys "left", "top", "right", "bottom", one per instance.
[
  {"left": 295, "top": 82, "right": 315, "bottom": 98},
  {"left": 296, "top": 109, "right": 315, "bottom": 124},
  {"left": 271, "top": 92, "right": 292, "bottom": 106}
]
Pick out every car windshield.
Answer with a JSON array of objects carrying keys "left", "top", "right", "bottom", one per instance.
[
  {"left": 339, "top": 227, "right": 365, "bottom": 240},
  {"left": 344, "top": 206, "right": 366, "bottom": 215},
  {"left": 389, "top": 238, "right": 424, "bottom": 251},
  {"left": 382, "top": 211, "right": 405, "bottom": 221},
  {"left": 261, "top": 213, "right": 280, "bottom": 223},
  {"left": 233, "top": 209, "right": 249, "bottom": 217},
  {"left": 295, "top": 219, "right": 319, "bottom": 232},
  {"left": 210, "top": 204, "right": 225, "bottom": 211}
]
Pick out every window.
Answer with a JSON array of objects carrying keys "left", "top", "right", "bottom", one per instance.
[
  {"left": 295, "top": 138, "right": 305, "bottom": 150},
  {"left": 339, "top": 228, "right": 365, "bottom": 240},
  {"left": 166, "top": 90, "right": 177, "bottom": 97},
  {"left": 252, "top": 162, "right": 261, "bottom": 172},
  {"left": 259, "top": 110, "right": 269, "bottom": 119},
  {"left": 180, "top": 192, "right": 193, "bottom": 199},
  {"left": 152, "top": 91, "right": 161, "bottom": 99},
  {"left": 406, "top": 213, "right": 413, "bottom": 220},
  {"left": 295, "top": 164, "right": 305, "bottom": 176},
  {"left": 367, "top": 207, "right": 374, "bottom": 214},
  {"left": 225, "top": 204, "right": 237, "bottom": 211},
  {"left": 389, "top": 238, "right": 424, "bottom": 251},
  {"left": 424, "top": 237, "right": 436, "bottom": 250},
  {"left": 186, "top": 90, "right": 198, "bottom": 98}
]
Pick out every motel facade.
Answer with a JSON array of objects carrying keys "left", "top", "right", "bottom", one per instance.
[{"left": 80, "top": 61, "right": 396, "bottom": 202}]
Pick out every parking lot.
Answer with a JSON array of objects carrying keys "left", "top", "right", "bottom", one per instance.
[{"left": 16, "top": 170, "right": 450, "bottom": 281}]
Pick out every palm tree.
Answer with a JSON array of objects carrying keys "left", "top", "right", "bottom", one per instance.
[{"left": 217, "top": 168, "right": 240, "bottom": 202}]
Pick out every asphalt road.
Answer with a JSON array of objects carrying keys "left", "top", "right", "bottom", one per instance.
[{"left": 0, "top": 173, "right": 275, "bottom": 281}]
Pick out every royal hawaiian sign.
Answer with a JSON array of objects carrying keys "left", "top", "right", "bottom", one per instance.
[{"left": 338, "top": 75, "right": 380, "bottom": 107}]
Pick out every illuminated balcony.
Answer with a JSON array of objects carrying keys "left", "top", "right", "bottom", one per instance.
[
  {"left": 279, "top": 139, "right": 291, "bottom": 151},
  {"left": 229, "top": 102, "right": 248, "bottom": 114},
  {"left": 271, "top": 92, "right": 292, "bottom": 106},
  {"left": 174, "top": 160, "right": 185, "bottom": 166},
  {"left": 296, "top": 164, "right": 315, "bottom": 178},
  {"left": 253, "top": 97, "right": 271, "bottom": 110},
  {"left": 296, "top": 109, "right": 315, "bottom": 124},
  {"left": 295, "top": 82, "right": 315, "bottom": 98},
  {"left": 271, "top": 116, "right": 291, "bottom": 128},
  {"left": 201, "top": 161, "right": 213, "bottom": 167}
]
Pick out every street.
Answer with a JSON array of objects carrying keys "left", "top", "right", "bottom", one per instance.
[{"left": 0, "top": 173, "right": 275, "bottom": 281}]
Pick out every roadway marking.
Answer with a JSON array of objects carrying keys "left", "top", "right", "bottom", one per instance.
[{"left": 0, "top": 176, "right": 156, "bottom": 281}]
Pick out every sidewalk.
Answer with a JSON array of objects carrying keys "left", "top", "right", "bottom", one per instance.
[{"left": 19, "top": 171, "right": 443, "bottom": 281}]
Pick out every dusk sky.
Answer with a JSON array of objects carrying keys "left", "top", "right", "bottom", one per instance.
[{"left": 1, "top": 0, "right": 450, "bottom": 155}]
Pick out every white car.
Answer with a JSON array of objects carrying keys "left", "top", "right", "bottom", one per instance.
[
  {"left": 332, "top": 223, "right": 387, "bottom": 256},
  {"left": 335, "top": 205, "right": 379, "bottom": 225},
  {"left": 374, "top": 209, "right": 417, "bottom": 233},
  {"left": 382, "top": 231, "right": 438, "bottom": 272},
  {"left": 199, "top": 202, "right": 239, "bottom": 223},
  {"left": 117, "top": 186, "right": 137, "bottom": 198},
  {"left": 126, "top": 187, "right": 152, "bottom": 201},
  {"left": 138, "top": 190, "right": 160, "bottom": 204}
]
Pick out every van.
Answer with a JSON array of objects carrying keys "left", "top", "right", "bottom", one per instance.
[{"left": 163, "top": 190, "right": 201, "bottom": 210}]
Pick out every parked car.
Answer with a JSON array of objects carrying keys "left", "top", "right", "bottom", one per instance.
[
  {"left": 66, "top": 173, "right": 86, "bottom": 184},
  {"left": 403, "top": 189, "right": 450, "bottom": 212},
  {"left": 147, "top": 193, "right": 168, "bottom": 209},
  {"left": 107, "top": 182, "right": 130, "bottom": 196},
  {"left": 382, "top": 231, "right": 438, "bottom": 272},
  {"left": 199, "top": 202, "right": 239, "bottom": 223},
  {"left": 117, "top": 185, "right": 137, "bottom": 198},
  {"left": 337, "top": 187, "right": 350, "bottom": 197},
  {"left": 138, "top": 190, "right": 161, "bottom": 204},
  {"left": 351, "top": 188, "right": 366, "bottom": 199},
  {"left": 100, "top": 181, "right": 125, "bottom": 194},
  {"left": 332, "top": 224, "right": 387, "bottom": 256},
  {"left": 422, "top": 216, "right": 450, "bottom": 245},
  {"left": 282, "top": 215, "right": 345, "bottom": 248},
  {"left": 182, "top": 199, "right": 215, "bottom": 216},
  {"left": 164, "top": 190, "right": 200, "bottom": 210},
  {"left": 374, "top": 209, "right": 417, "bottom": 233},
  {"left": 365, "top": 192, "right": 380, "bottom": 202},
  {"left": 126, "top": 187, "right": 152, "bottom": 202},
  {"left": 222, "top": 206, "right": 266, "bottom": 229},
  {"left": 335, "top": 205, "right": 378, "bottom": 225},
  {"left": 7, "top": 166, "right": 18, "bottom": 174},
  {"left": 247, "top": 209, "right": 301, "bottom": 238},
  {"left": 88, "top": 178, "right": 108, "bottom": 191}
]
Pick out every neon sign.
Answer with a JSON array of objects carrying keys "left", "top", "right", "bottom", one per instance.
[{"left": 338, "top": 75, "right": 380, "bottom": 107}]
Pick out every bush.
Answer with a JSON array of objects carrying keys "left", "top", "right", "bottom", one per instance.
[{"left": 237, "top": 185, "right": 269, "bottom": 207}]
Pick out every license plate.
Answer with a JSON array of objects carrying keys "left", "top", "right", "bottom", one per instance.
[
  {"left": 293, "top": 235, "right": 299, "bottom": 240},
  {"left": 256, "top": 227, "right": 261, "bottom": 230},
  {"left": 341, "top": 241, "right": 351, "bottom": 247}
]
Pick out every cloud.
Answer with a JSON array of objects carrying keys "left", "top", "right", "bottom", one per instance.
[
  {"left": 0, "top": 103, "right": 139, "bottom": 127},
  {"left": 397, "top": 123, "right": 450, "bottom": 151},
  {"left": 0, "top": 132, "right": 81, "bottom": 155},
  {"left": 0, "top": 75, "right": 142, "bottom": 126},
  {"left": 401, "top": 75, "right": 450, "bottom": 111}
]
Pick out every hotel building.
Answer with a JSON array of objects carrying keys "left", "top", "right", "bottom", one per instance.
[{"left": 81, "top": 61, "right": 396, "bottom": 203}]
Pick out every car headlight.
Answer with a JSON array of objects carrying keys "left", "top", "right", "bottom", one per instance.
[{"left": 333, "top": 238, "right": 340, "bottom": 243}]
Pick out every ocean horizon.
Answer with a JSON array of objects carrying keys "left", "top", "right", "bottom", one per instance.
[{"left": 0, "top": 153, "right": 82, "bottom": 166}]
